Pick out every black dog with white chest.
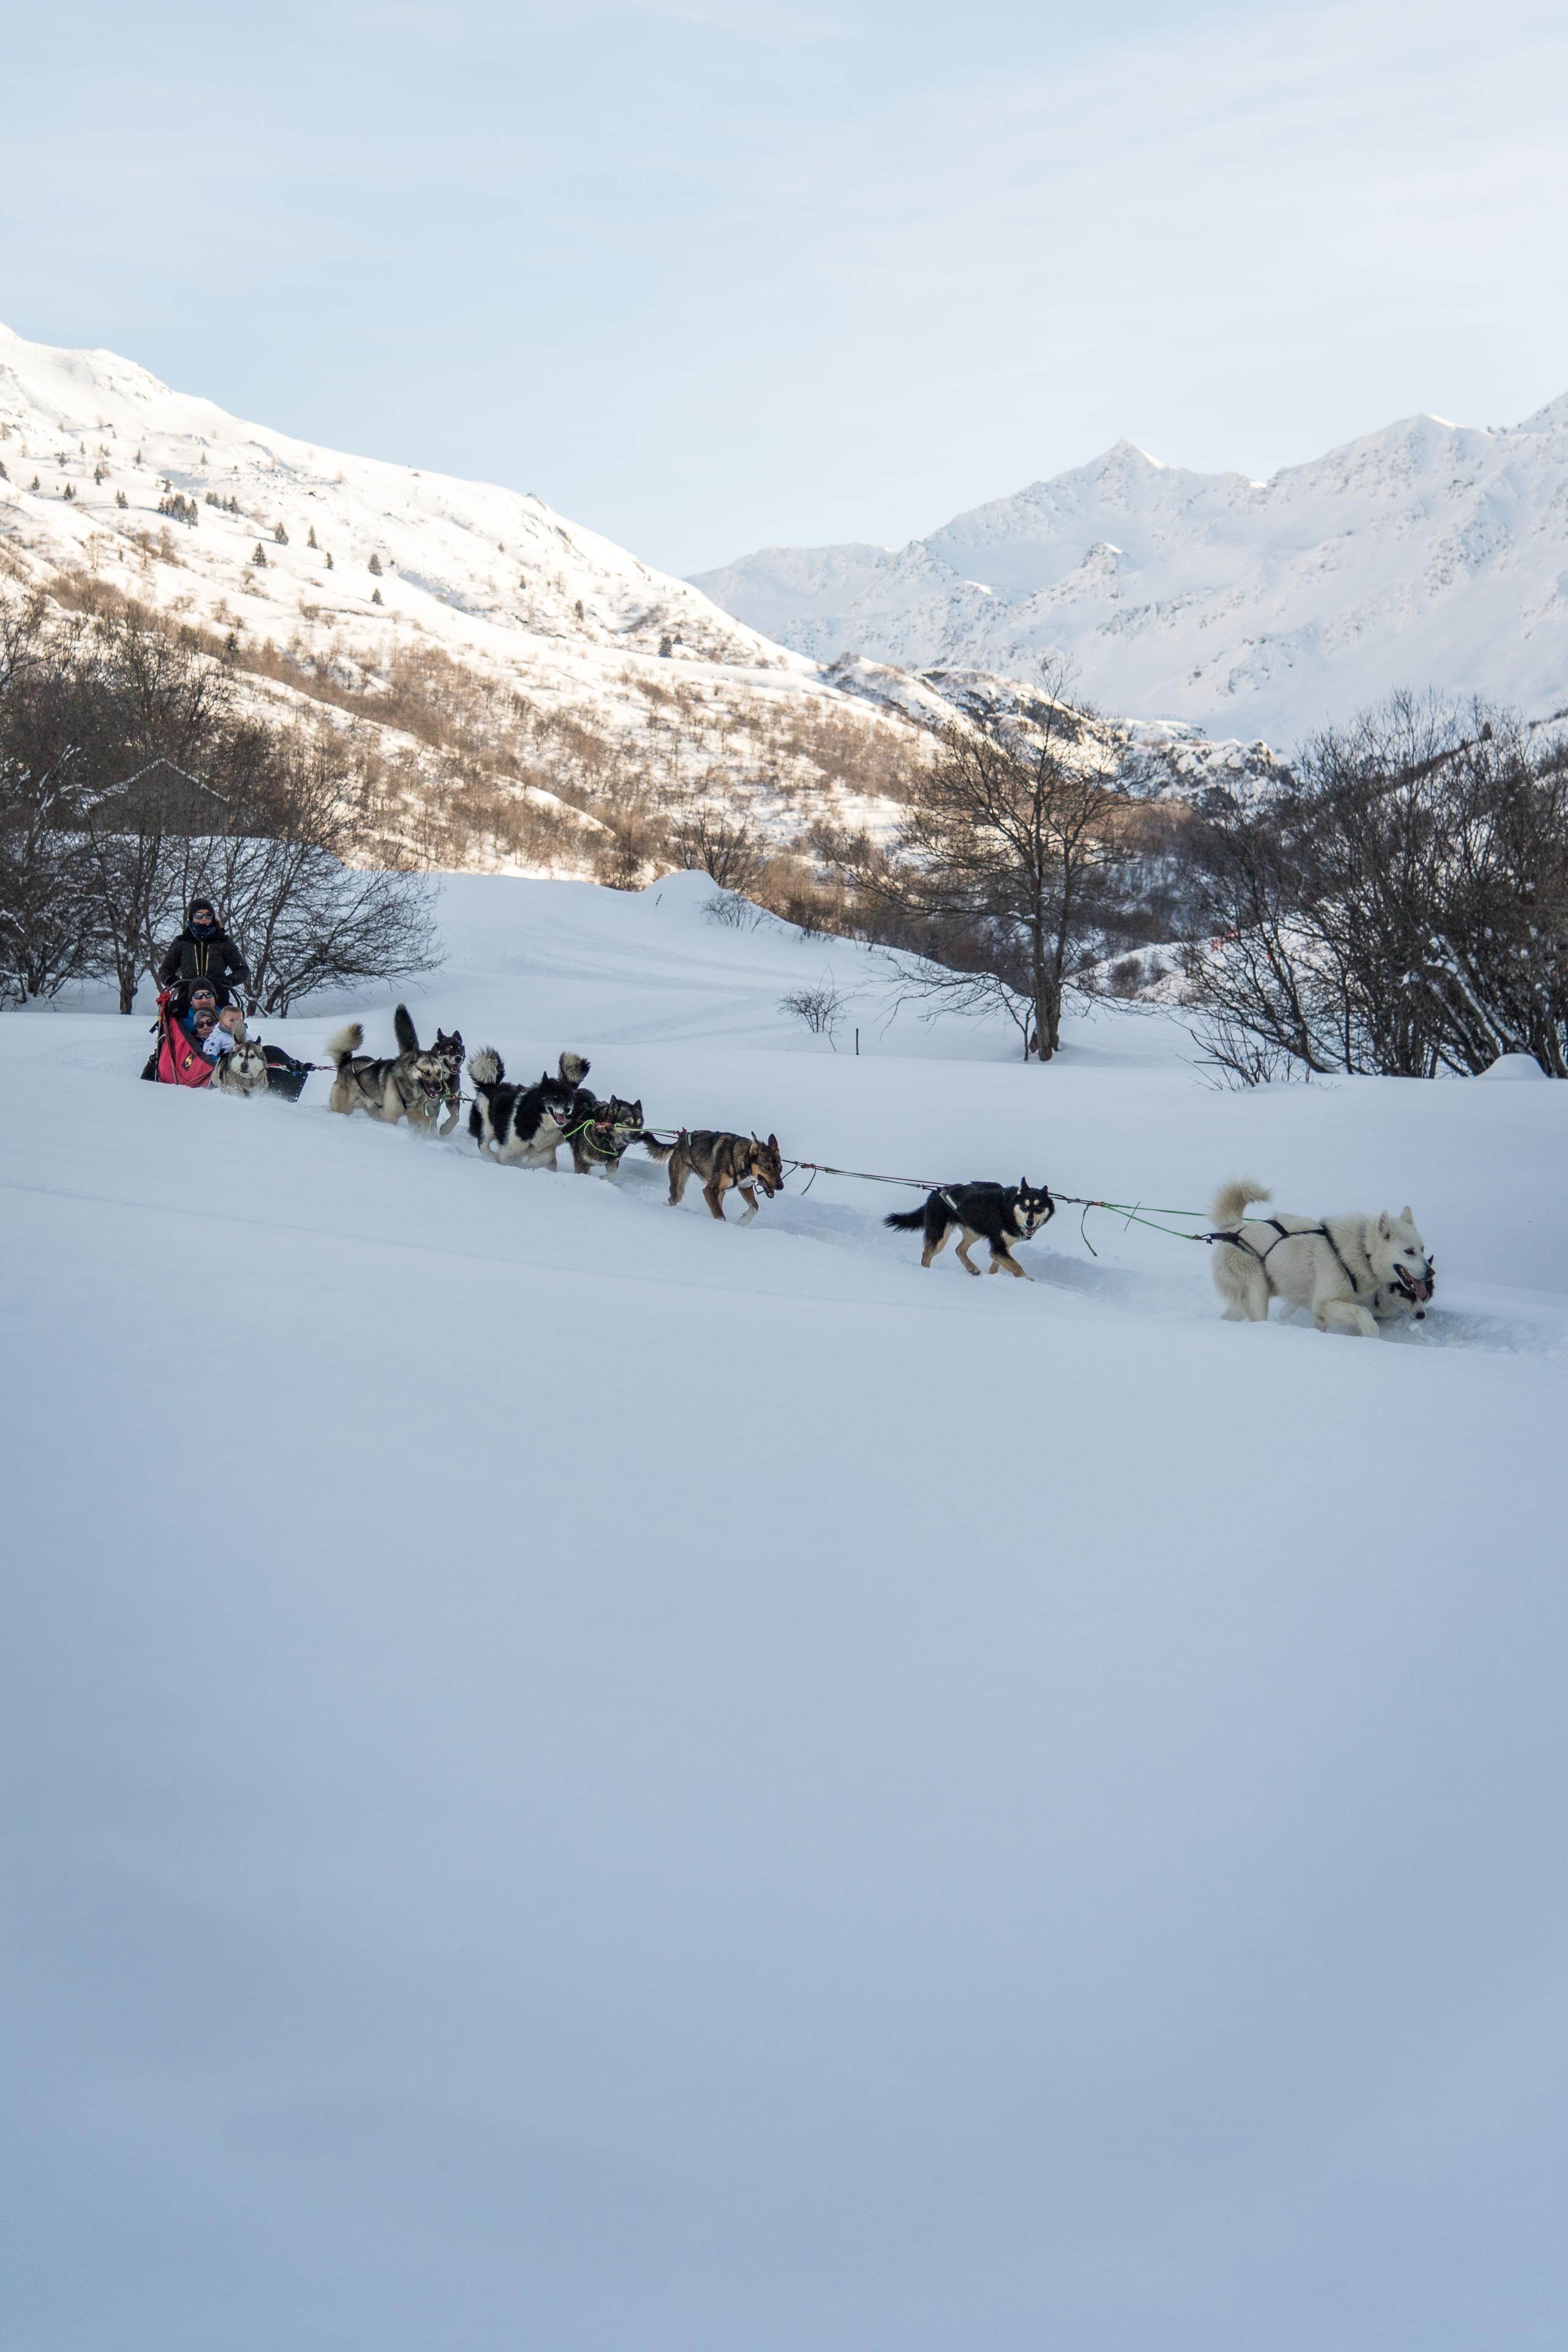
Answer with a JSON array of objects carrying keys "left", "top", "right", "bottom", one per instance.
[{"left": 886, "top": 1179, "right": 1056, "bottom": 1278}]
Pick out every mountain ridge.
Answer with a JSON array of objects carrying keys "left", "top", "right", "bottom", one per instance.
[{"left": 692, "top": 398, "right": 1568, "bottom": 748}]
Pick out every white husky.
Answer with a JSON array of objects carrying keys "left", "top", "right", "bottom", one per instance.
[{"left": 1209, "top": 1180, "right": 1434, "bottom": 1338}]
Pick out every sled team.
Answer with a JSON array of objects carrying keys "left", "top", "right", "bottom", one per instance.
[{"left": 142, "top": 899, "right": 1436, "bottom": 1338}]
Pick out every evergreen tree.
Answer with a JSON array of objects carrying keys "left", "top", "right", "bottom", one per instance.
[
  {"left": 274, "top": 521, "right": 288, "bottom": 544},
  {"left": 30, "top": 477, "right": 40, "bottom": 492},
  {"left": 307, "top": 526, "right": 317, "bottom": 549},
  {"left": 368, "top": 552, "right": 383, "bottom": 576},
  {"left": 252, "top": 543, "right": 268, "bottom": 567},
  {"left": 325, "top": 552, "right": 334, "bottom": 570},
  {"left": 115, "top": 490, "right": 128, "bottom": 508},
  {"left": 371, "top": 587, "right": 383, "bottom": 605}
]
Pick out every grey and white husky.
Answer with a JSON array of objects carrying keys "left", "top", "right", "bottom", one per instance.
[
  {"left": 467, "top": 1049, "right": 589, "bottom": 1167},
  {"left": 1209, "top": 1180, "right": 1434, "bottom": 1338},
  {"left": 326, "top": 1009, "right": 452, "bottom": 1127},
  {"left": 211, "top": 1034, "right": 272, "bottom": 1097}
]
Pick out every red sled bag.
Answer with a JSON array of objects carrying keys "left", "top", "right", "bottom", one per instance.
[{"left": 154, "top": 990, "right": 217, "bottom": 1088}]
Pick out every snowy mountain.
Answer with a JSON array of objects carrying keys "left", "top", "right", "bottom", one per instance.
[
  {"left": 5, "top": 870, "right": 1567, "bottom": 2348},
  {"left": 0, "top": 326, "right": 1297, "bottom": 859},
  {"left": 693, "top": 400, "right": 1568, "bottom": 749},
  {"left": 0, "top": 323, "right": 935, "bottom": 856}
]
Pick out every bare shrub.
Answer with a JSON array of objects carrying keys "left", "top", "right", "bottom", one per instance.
[
  {"left": 703, "top": 888, "right": 766, "bottom": 930},
  {"left": 778, "top": 979, "right": 847, "bottom": 1044}
]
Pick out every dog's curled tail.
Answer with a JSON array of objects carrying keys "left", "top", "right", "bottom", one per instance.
[
  {"left": 326, "top": 1021, "right": 364, "bottom": 1070},
  {"left": 884, "top": 1203, "right": 927, "bottom": 1232},
  {"left": 1211, "top": 1179, "right": 1270, "bottom": 1229},
  {"left": 468, "top": 1047, "right": 503, "bottom": 1088},
  {"left": 559, "top": 1050, "right": 590, "bottom": 1088},
  {"left": 393, "top": 1004, "right": 420, "bottom": 1055},
  {"left": 638, "top": 1132, "right": 674, "bottom": 1162}
]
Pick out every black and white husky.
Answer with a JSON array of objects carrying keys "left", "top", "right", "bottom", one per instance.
[
  {"left": 885, "top": 1179, "right": 1056, "bottom": 1278},
  {"left": 467, "top": 1049, "right": 589, "bottom": 1167}
]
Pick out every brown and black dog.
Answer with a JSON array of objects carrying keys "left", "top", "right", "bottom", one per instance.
[{"left": 644, "top": 1128, "right": 785, "bottom": 1222}]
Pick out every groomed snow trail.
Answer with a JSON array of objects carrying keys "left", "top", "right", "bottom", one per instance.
[{"left": 3, "top": 873, "right": 1566, "bottom": 2352}]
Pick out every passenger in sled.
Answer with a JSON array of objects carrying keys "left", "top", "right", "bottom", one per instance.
[
  {"left": 146, "top": 982, "right": 232, "bottom": 1087},
  {"left": 141, "top": 971, "right": 316, "bottom": 1101}
]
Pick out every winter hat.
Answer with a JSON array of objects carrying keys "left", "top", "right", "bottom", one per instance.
[
  {"left": 187, "top": 979, "right": 218, "bottom": 1001},
  {"left": 188, "top": 899, "right": 217, "bottom": 924}
]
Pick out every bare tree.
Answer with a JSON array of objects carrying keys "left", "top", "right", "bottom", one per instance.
[
  {"left": 835, "top": 673, "right": 1136, "bottom": 1060},
  {"left": 669, "top": 807, "right": 768, "bottom": 897},
  {"left": 1183, "top": 693, "right": 1568, "bottom": 1080}
]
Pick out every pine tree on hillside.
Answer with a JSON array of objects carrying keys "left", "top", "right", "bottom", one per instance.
[
  {"left": 324, "top": 551, "right": 334, "bottom": 570},
  {"left": 0, "top": 461, "right": 7, "bottom": 482},
  {"left": 368, "top": 552, "right": 383, "bottom": 576},
  {"left": 30, "top": 476, "right": 40, "bottom": 492},
  {"left": 575, "top": 598, "right": 584, "bottom": 621},
  {"left": 371, "top": 587, "right": 383, "bottom": 605},
  {"left": 252, "top": 543, "right": 268, "bottom": 567},
  {"left": 274, "top": 521, "right": 288, "bottom": 544},
  {"left": 115, "top": 489, "right": 128, "bottom": 508},
  {"left": 307, "top": 526, "right": 317, "bottom": 549}
]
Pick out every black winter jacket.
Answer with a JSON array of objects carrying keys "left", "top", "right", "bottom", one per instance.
[{"left": 157, "top": 922, "right": 250, "bottom": 1006}]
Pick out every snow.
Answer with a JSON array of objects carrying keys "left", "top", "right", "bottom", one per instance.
[
  {"left": 4, "top": 873, "right": 1567, "bottom": 2350},
  {"left": 0, "top": 323, "right": 923, "bottom": 848},
  {"left": 693, "top": 400, "right": 1568, "bottom": 749}
]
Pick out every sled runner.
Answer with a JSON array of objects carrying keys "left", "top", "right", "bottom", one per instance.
[{"left": 259, "top": 1044, "right": 314, "bottom": 1102}]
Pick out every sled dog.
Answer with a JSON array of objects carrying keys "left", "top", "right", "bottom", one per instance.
[
  {"left": 641, "top": 1128, "right": 784, "bottom": 1221},
  {"left": 565, "top": 1088, "right": 646, "bottom": 1177},
  {"left": 211, "top": 1035, "right": 272, "bottom": 1097},
  {"left": 393, "top": 1005, "right": 464, "bottom": 1136},
  {"left": 326, "top": 1009, "right": 453, "bottom": 1127},
  {"left": 1208, "top": 1180, "right": 1434, "bottom": 1338},
  {"left": 885, "top": 1179, "right": 1056, "bottom": 1278},
  {"left": 467, "top": 1049, "right": 587, "bottom": 1167}
]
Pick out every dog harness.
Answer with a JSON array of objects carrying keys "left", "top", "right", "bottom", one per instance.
[{"left": 1212, "top": 1216, "right": 1373, "bottom": 1299}]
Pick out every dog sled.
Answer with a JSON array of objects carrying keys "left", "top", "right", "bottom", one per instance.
[{"left": 144, "top": 992, "right": 318, "bottom": 1099}]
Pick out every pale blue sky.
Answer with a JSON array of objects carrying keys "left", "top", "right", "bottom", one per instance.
[{"left": 6, "top": 0, "right": 1568, "bottom": 573}]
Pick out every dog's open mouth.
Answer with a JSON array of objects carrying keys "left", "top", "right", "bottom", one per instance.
[{"left": 1392, "top": 1265, "right": 1434, "bottom": 1305}]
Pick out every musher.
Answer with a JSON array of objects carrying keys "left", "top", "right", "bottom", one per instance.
[{"left": 157, "top": 897, "right": 250, "bottom": 1012}]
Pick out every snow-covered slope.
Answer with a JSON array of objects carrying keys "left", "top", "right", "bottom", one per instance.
[
  {"left": 695, "top": 400, "right": 1568, "bottom": 748},
  {"left": 4, "top": 872, "right": 1566, "bottom": 2350},
  {"left": 0, "top": 323, "right": 929, "bottom": 848}
]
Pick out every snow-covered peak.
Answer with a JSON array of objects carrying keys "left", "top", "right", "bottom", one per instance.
[{"left": 693, "top": 391, "right": 1568, "bottom": 748}]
